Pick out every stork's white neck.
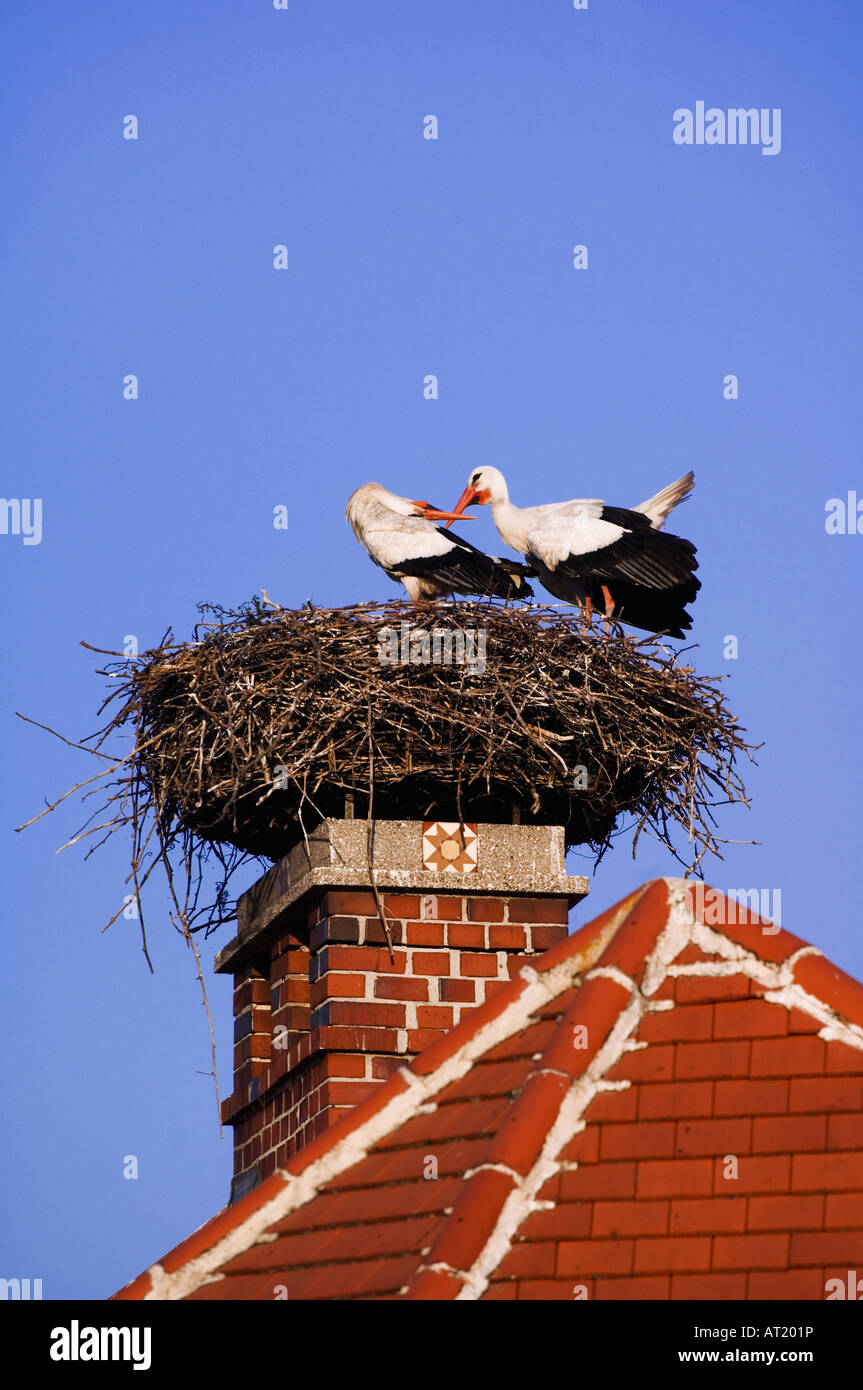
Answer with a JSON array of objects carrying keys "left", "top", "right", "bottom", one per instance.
[{"left": 490, "top": 496, "right": 531, "bottom": 554}]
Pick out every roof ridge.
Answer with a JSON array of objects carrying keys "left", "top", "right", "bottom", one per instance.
[{"left": 113, "top": 877, "right": 863, "bottom": 1301}]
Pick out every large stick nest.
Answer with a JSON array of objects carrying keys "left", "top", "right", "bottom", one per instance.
[{"left": 23, "top": 598, "right": 758, "bottom": 938}]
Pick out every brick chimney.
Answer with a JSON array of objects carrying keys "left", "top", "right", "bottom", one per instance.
[{"left": 216, "top": 818, "right": 588, "bottom": 1202}]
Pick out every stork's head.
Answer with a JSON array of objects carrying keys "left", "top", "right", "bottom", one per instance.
[{"left": 449, "top": 466, "right": 509, "bottom": 524}]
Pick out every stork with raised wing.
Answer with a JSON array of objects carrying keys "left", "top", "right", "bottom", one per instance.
[
  {"left": 346, "top": 482, "right": 533, "bottom": 602},
  {"left": 449, "top": 468, "right": 698, "bottom": 636}
]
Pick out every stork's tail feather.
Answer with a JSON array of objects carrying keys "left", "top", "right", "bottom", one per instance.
[{"left": 635, "top": 471, "right": 694, "bottom": 530}]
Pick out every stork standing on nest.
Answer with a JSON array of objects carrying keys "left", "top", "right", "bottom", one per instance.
[
  {"left": 448, "top": 467, "right": 699, "bottom": 637},
  {"left": 346, "top": 482, "right": 533, "bottom": 602}
]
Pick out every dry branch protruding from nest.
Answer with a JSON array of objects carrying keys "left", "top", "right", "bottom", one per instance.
[{"left": 19, "top": 597, "right": 759, "bottom": 938}]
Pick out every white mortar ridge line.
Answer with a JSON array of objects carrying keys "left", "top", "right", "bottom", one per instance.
[
  {"left": 463, "top": 1161, "right": 524, "bottom": 1184},
  {"left": 761, "top": 984, "right": 863, "bottom": 1051},
  {"left": 586, "top": 963, "right": 636, "bottom": 993},
  {"left": 141, "top": 953, "right": 587, "bottom": 1300},
  {"left": 455, "top": 989, "right": 647, "bottom": 1300}
]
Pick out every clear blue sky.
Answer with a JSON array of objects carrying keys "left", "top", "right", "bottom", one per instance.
[{"left": 2, "top": 1, "right": 861, "bottom": 1300}]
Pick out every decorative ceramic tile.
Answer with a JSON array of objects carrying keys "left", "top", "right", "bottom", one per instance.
[{"left": 422, "top": 821, "right": 478, "bottom": 873}]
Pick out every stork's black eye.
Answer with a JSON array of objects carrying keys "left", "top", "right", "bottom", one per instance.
[{"left": 471, "top": 473, "right": 480, "bottom": 486}]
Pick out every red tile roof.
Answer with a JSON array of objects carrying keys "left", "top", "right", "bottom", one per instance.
[{"left": 112, "top": 879, "right": 863, "bottom": 1301}]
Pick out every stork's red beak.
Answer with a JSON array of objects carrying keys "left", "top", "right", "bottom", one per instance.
[
  {"left": 443, "top": 485, "right": 479, "bottom": 529},
  {"left": 414, "top": 500, "right": 475, "bottom": 522}
]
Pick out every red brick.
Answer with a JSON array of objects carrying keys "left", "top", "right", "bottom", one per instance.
[
  {"left": 405, "top": 922, "right": 445, "bottom": 947},
  {"left": 382, "top": 894, "right": 421, "bottom": 919},
  {"left": 558, "top": 1125, "right": 600, "bottom": 1165},
  {"left": 517, "top": 1278, "right": 592, "bottom": 1300},
  {"left": 748, "top": 1268, "right": 828, "bottom": 1299},
  {"left": 508, "top": 896, "right": 569, "bottom": 925},
  {"left": 458, "top": 953, "right": 498, "bottom": 978},
  {"left": 440, "top": 978, "right": 475, "bottom": 1003},
  {"left": 419, "top": 898, "right": 464, "bottom": 922},
  {"left": 714, "top": 1078, "right": 788, "bottom": 1116},
  {"left": 319, "top": 1079, "right": 378, "bottom": 1108},
  {"left": 492, "top": 1241, "right": 556, "bottom": 1280},
  {"left": 825, "top": 1041, "right": 863, "bottom": 1074},
  {"left": 638, "top": 1081, "right": 713, "bottom": 1120},
  {"left": 594, "top": 1275, "right": 670, "bottom": 1300},
  {"left": 713, "top": 999, "right": 787, "bottom": 1039},
  {"left": 670, "top": 1197, "right": 746, "bottom": 1234},
  {"left": 481, "top": 1282, "right": 517, "bottom": 1300},
  {"left": 675, "top": 1040, "right": 750, "bottom": 1079},
  {"left": 788, "top": 1007, "right": 823, "bottom": 1034},
  {"left": 320, "top": 1052, "right": 366, "bottom": 1078},
  {"left": 275, "top": 977, "right": 310, "bottom": 1005},
  {"left": 406, "top": 1029, "right": 449, "bottom": 1053},
  {"left": 411, "top": 950, "right": 448, "bottom": 976},
  {"left": 791, "top": 1230, "right": 863, "bottom": 1264},
  {"left": 639, "top": 1005, "right": 712, "bottom": 1044},
  {"left": 562, "top": 1163, "right": 636, "bottom": 1201},
  {"left": 518, "top": 1203, "right": 592, "bottom": 1240},
  {"left": 483, "top": 980, "right": 509, "bottom": 1001},
  {"left": 371, "top": 1056, "right": 403, "bottom": 1080},
  {"left": 792, "top": 1152, "right": 863, "bottom": 1191},
  {"left": 676, "top": 1118, "right": 751, "bottom": 1156},
  {"left": 487, "top": 924, "right": 527, "bottom": 950},
  {"left": 467, "top": 898, "right": 504, "bottom": 922},
  {"left": 790, "top": 1076, "right": 863, "bottom": 1111},
  {"left": 325, "top": 890, "right": 377, "bottom": 915},
  {"left": 714, "top": 1154, "right": 790, "bottom": 1194},
  {"left": 587, "top": 1087, "right": 639, "bottom": 1123},
  {"left": 600, "top": 1122, "right": 675, "bottom": 1161},
  {"left": 753, "top": 1114, "right": 827, "bottom": 1153},
  {"left": 446, "top": 923, "right": 485, "bottom": 950},
  {"left": 374, "top": 976, "right": 428, "bottom": 1002},
  {"left": 558, "top": 1239, "right": 633, "bottom": 1277},
  {"left": 750, "top": 1036, "right": 826, "bottom": 1077},
  {"left": 321, "top": 1000, "right": 406, "bottom": 1028},
  {"left": 415, "top": 1005, "right": 453, "bottom": 1029},
  {"left": 713, "top": 1233, "right": 789, "bottom": 1270},
  {"left": 607, "top": 1043, "right": 675, "bottom": 1083},
  {"left": 311, "top": 973, "right": 366, "bottom": 1007},
  {"left": 675, "top": 973, "right": 752, "bottom": 1004},
  {"left": 636, "top": 1159, "right": 713, "bottom": 1198},
  {"left": 530, "top": 924, "right": 569, "bottom": 950},
  {"left": 825, "top": 1193, "right": 863, "bottom": 1227},
  {"left": 634, "top": 1236, "right": 711, "bottom": 1272},
  {"left": 592, "top": 1200, "right": 669, "bottom": 1237},
  {"left": 748, "top": 1195, "right": 824, "bottom": 1231},
  {"left": 672, "top": 1272, "right": 746, "bottom": 1299},
  {"left": 325, "top": 945, "right": 406, "bottom": 974},
  {"left": 827, "top": 1112, "right": 863, "bottom": 1149}
]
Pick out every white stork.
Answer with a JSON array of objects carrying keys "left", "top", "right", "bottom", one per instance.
[
  {"left": 449, "top": 467, "right": 699, "bottom": 637},
  {"left": 346, "top": 482, "right": 533, "bottom": 602}
]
